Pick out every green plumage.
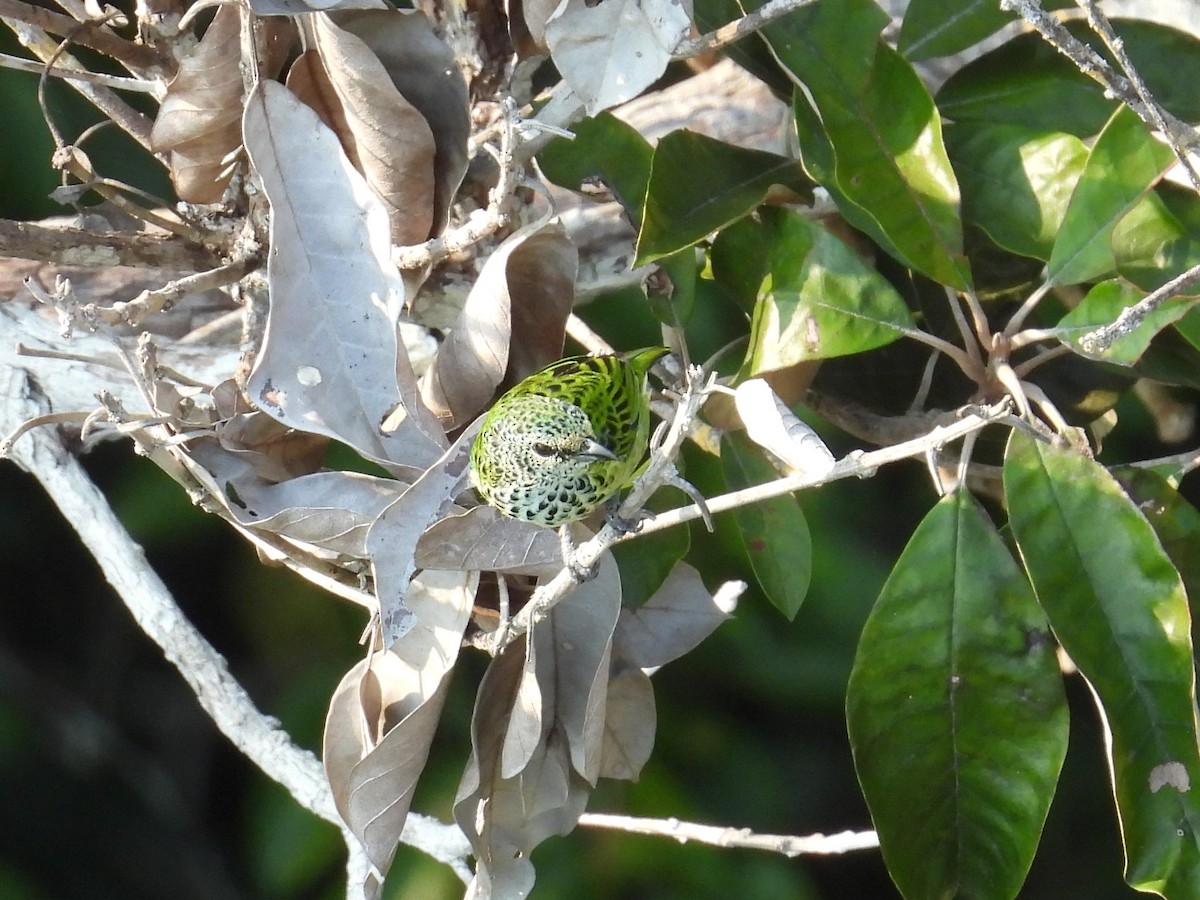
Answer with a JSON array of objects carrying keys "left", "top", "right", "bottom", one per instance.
[{"left": 470, "top": 348, "right": 668, "bottom": 526}]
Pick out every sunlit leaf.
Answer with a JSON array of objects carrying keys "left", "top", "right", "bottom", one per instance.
[
  {"left": 721, "top": 430, "right": 811, "bottom": 619},
  {"left": 241, "top": 81, "right": 445, "bottom": 471},
  {"left": 747, "top": 210, "right": 915, "bottom": 372},
  {"left": 1005, "top": 431, "right": 1200, "bottom": 894},
  {"left": 763, "top": 0, "right": 970, "bottom": 289},
  {"left": 1047, "top": 106, "right": 1175, "bottom": 287},
  {"left": 1057, "top": 280, "right": 1197, "bottom": 365},
  {"left": 544, "top": 0, "right": 691, "bottom": 114},
  {"left": 946, "top": 122, "right": 1088, "bottom": 261},
  {"left": 636, "top": 130, "right": 813, "bottom": 265}
]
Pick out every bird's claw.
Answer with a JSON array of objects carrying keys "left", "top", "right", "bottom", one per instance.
[{"left": 604, "top": 497, "right": 649, "bottom": 536}]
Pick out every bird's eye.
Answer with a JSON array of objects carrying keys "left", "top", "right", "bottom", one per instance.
[{"left": 531, "top": 442, "right": 555, "bottom": 457}]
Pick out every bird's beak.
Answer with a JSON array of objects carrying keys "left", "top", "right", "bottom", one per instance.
[{"left": 579, "top": 439, "right": 619, "bottom": 461}]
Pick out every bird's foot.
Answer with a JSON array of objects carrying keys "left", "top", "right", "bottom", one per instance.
[{"left": 603, "top": 496, "right": 650, "bottom": 536}]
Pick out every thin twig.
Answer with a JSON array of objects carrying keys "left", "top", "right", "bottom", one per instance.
[
  {"left": 0, "top": 49, "right": 156, "bottom": 90},
  {"left": 1078, "top": 261, "right": 1200, "bottom": 354},
  {"left": 79, "top": 256, "right": 259, "bottom": 327},
  {"left": 2, "top": 15, "right": 155, "bottom": 149},
  {"left": 1076, "top": 0, "right": 1200, "bottom": 193},
  {"left": 579, "top": 812, "right": 879, "bottom": 857},
  {"left": 637, "top": 400, "right": 1015, "bottom": 537},
  {"left": 672, "top": 0, "right": 817, "bottom": 60},
  {"left": 999, "top": 0, "right": 1200, "bottom": 156},
  {"left": 0, "top": 0, "right": 160, "bottom": 70}
]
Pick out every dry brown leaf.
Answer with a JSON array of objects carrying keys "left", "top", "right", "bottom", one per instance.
[
  {"left": 415, "top": 506, "right": 562, "bottom": 576},
  {"left": 455, "top": 643, "right": 590, "bottom": 899},
  {"left": 365, "top": 423, "right": 480, "bottom": 648},
  {"left": 613, "top": 561, "right": 734, "bottom": 669},
  {"left": 418, "top": 221, "right": 577, "bottom": 427},
  {"left": 150, "top": 6, "right": 244, "bottom": 202},
  {"left": 599, "top": 667, "right": 656, "bottom": 781},
  {"left": 309, "top": 13, "right": 437, "bottom": 246},
  {"left": 242, "top": 81, "right": 446, "bottom": 472},
  {"left": 333, "top": 10, "right": 470, "bottom": 234},
  {"left": 324, "top": 569, "right": 476, "bottom": 875}
]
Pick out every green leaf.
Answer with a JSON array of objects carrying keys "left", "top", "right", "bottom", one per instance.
[
  {"left": 847, "top": 489, "right": 1067, "bottom": 900},
  {"left": 721, "top": 431, "right": 811, "bottom": 619},
  {"left": 1113, "top": 467, "right": 1200, "bottom": 608},
  {"left": 747, "top": 209, "right": 915, "bottom": 371},
  {"left": 635, "top": 131, "right": 814, "bottom": 266},
  {"left": 938, "top": 22, "right": 1200, "bottom": 138},
  {"left": 898, "top": 0, "right": 1016, "bottom": 62},
  {"left": 1004, "top": 431, "right": 1200, "bottom": 895},
  {"left": 1057, "top": 280, "right": 1197, "bottom": 365},
  {"left": 1046, "top": 106, "right": 1175, "bottom": 287},
  {"left": 1112, "top": 193, "right": 1200, "bottom": 291},
  {"left": 611, "top": 507, "right": 690, "bottom": 610},
  {"left": 709, "top": 215, "right": 772, "bottom": 315},
  {"left": 536, "top": 112, "right": 653, "bottom": 222},
  {"left": 763, "top": 0, "right": 970, "bottom": 290},
  {"left": 692, "top": 0, "right": 794, "bottom": 98},
  {"left": 946, "top": 122, "right": 1088, "bottom": 261}
]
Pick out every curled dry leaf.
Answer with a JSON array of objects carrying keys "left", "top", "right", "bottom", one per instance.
[
  {"left": 188, "top": 439, "right": 406, "bottom": 558},
  {"left": 324, "top": 569, "right": 477, "bottom": 875},
  {"left": 734, "top": 377, "right": 836, "bottom": 477},
  {"left": 150, "top": 5, "right": 244, "bottom": 203},
  {"left": 415, "top": 506, "right": 563, "bottom": 576},
  {"left": 333, "top": 9, "right": 470, "bottom": 235},
  {"left": 242, "top": 81, "right": 445, "bottom": 472},
  {"left": 307, "top": 13, "right": 437, "bottom": 246},
  {"left": 215, "top": 410, "right": 328, "bottom": 481},
  {"left": 365, "top": 422, "right": 481, "bottom": 648},
  {"left": 505, "top": 550, "right": 621, "bottom": 784},
  {"left": 613, "top": 561, "right": 737, "bottom": 669},
  {"left": 419, "top": 220, "right": 578, "bottom": 427},
  {"left": 599, "top": 666, "right": 656, "bottom": 781},
  {"left": 544, "top": 0, "right": 692, "bottom": 114},
  {"left": 455, "top": 643, "right": 591, "bottom": 900}
]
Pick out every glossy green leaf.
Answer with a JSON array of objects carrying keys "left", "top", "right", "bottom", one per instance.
[
  {"left": 763, "top": 0, "right": 970, "bottom": 290},
  {"left": 747, "top": 210, "right": 914, "bottom": 372},
  {"left": 635, "top": 131, "right": 814, "bottom": 266},
  {"left": 721, "top": 431, "right": 811, "bottom": 619},
  {"left": 938, "top": 22, "right": 1200, "bottom": 138},
  {"left": 1046, "top": 106, "right": 1175, "bottom": 287},
  {"left": 946, "top": 122, "right": 1088, "bottom": 261},
  {"left": 847, "top": 489, "right": 1067, "bottom": 900},
  {"left": 1057, "top": 280, "right": 1197, "bottom": 365},
  {"left": 536, "top": 112, "right": 653, "bottom": 222},
  {"left": 1004, "top": 431, "right": 1200, "bottom": 895},
  {"left": 899, "top": 0, "right": 1015, "bottom": 62},
  {"left": 937, "top": 32, "right": 1114, "bottom": 136}
]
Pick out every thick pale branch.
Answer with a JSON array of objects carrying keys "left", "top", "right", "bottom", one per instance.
[{"left": 0, "top": 218, "right": 221, "bottom": 269}]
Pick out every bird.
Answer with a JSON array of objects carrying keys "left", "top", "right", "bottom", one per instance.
[{"left": 469, "top": 347, "right": 668, "bottom": 528}]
